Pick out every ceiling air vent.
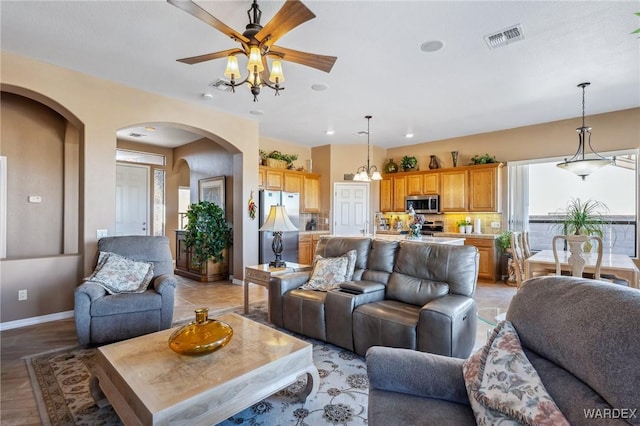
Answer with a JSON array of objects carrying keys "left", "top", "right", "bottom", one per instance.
[
  {"left": 128, "top": 132, "right": 146, "bottom": 138},
  {"left": 484, "top": 24, "right": 524, "bottom": 49},
  {"left": 210, "top": 79, "right": 233, "bottom": 93}
]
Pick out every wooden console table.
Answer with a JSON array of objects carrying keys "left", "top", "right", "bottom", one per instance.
[{"left": 244, "top": 263, "right": 311, "bottom": 319}]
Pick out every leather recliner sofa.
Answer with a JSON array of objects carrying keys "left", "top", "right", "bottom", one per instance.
[{"left": 269, "top": 236, "right": 479, "bottom": 358}]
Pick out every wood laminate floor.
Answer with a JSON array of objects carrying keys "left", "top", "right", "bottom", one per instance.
[{"left": 0, "top": 277, "right": 514, "bottom": 425}]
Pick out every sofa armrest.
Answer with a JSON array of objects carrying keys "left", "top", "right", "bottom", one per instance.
[
  {"left": 339, "top": 280, "right": 385, "bottom": 294},
  {"left": 152, "top": 274, "right": 177, "bottom": 294},
  {"left": 366, "top": 346, "right": 469, "bottom": 405},
  {"left": 75, "top": 281, "right": 108, "bottom": 302},
  {"left": 418, "top": 295, "right": 477, "bottom": 358},
  {"left": 269, "top": 271, "right": 311, "bottom": 327}
]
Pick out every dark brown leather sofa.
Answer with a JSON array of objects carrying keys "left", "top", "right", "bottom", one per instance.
[{"left": 269, "top": 236, "right": 479, "bottom": 358}]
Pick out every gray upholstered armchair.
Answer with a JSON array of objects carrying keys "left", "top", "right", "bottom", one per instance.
[{"left": 74, "top": 236, "right": 176, "bottom": 345}]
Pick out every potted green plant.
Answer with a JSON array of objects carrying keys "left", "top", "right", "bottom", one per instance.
[
  {"left": 469, "top": 153, "right": 498, "bottom": 165},
  {"left": 496, "top": 230, "right": 516, "bottom": 284},
  {"left": 400, "top": 155, "right": 418, "bottom": 171},
  {"left": 456, "top": 219, "right": 471, "bottom": 233},
  {"left": 553, "top": 198, "right": 609, "bottom": 252},
  {"left": 184, "top": 201, "right": 232, "bottom": 281},
  {"left": 263, "top": 150, "right": 298, "bottom": 168}
]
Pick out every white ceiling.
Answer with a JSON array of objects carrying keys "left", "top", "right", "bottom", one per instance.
[{"left": 2, "top": 1, "right": 639, "bottom": 149}]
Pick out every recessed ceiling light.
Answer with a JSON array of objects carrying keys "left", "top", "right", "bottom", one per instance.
[
  {"left": 145, "top": 126, "right": 156, "bottom": 132},
  {"left": 202, "top": 93, "right": 213, "bottom": 100},
  {"left": 249, "top": 109, "right": 264, "bottom": 116},
  {"left": 325, "top": 129, "right": 335, "bottom": 135},
  {"left": 405, "top": 133, "right": 414, "bottom": 138},
  {"left": 420, "top": 40, "right": 444, "bottom": 53},
  {"left": 311, "top": 83, "right": 329, "bottom": 91}
]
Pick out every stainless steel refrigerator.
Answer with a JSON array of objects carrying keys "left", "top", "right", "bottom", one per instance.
[{"left": 259, "top": 190, "right": 300, "bottom": 265}]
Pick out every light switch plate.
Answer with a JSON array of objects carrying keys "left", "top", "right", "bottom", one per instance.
[
  {"left": 28, "top": 195, "right": 42, "bottom": 203},
  {"left": 491, "top": 221, "right": 501, "bottom": 229},
  {"left": 97, "top": 229, "right": 108, "bottom": 239}
]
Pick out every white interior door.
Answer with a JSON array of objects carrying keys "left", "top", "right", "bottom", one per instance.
[
  {"left": 116, "top": 163, "right": 149, "bottom": 236},
  {"left": 333, "top": 182, "right": 370, "bottom": 236}
]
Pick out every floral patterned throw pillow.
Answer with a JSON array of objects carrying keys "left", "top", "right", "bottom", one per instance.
[
  {"left": 84, "top": 251, "right": 154, "bottom": 294},
  {"left": 300, "top": 255, "right": 349, "bottom": 291},
  {"left": 462, "top": 320, "right": 569, "bottom": 426}
]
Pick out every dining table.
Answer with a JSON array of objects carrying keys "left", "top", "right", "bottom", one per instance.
[{"left": 524, "top": 249, "right": 639, "bottom": 289}]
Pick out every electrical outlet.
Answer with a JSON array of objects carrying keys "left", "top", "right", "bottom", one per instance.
[
  {"left": 18, "top": 289, "right": 27, "bottom": 301},
  {"left": 97, "top": 229, "right": 108, "bottom": 239},
  {"left": 490, "top": 221, "right": 501, "bottom": 229}
]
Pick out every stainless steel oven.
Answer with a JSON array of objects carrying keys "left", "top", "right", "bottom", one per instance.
[{"left": 406, "top": 195, "right": 439, "bottom": 214}]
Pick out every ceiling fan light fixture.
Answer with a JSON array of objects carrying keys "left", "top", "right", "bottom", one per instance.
[
  {"left": 556, "top": 82, "right": 613, "bottom": 180},
  {"left": 269, "top": 60, "right": 285, "bottom": 83}
]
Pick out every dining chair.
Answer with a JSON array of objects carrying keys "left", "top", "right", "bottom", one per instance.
[
  {"left": 507, "top": 231, "right": 526, "bottom": 289},
  {"left": 552, "top": 234, "right": 602, "bottom": 280},
  {"left": 521, "top": 230, "right": 532, "bottom": 259}
]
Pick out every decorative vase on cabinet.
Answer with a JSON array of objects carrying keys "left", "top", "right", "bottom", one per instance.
[
  {"left": 384, "top": 158, "right": 399, "bottom": 173},
  {"left": 429, "top": 155, "right": 441, "bottom": 169}
]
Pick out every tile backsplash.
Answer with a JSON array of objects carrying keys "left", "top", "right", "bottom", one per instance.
[{"left": 300, "top": 211, "right": 330, "bottom": 231}]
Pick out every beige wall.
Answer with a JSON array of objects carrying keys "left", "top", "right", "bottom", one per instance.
[
  {"left": 386, "top": 108, "right": 640, "bottom": 167},
  {"left": 1, "top": 51, "right": 260, "bottom": 323}
]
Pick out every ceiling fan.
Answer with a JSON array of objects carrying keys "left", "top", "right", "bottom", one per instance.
[{"left": 168, "top": 0, "right": 338, "bottom": 101}]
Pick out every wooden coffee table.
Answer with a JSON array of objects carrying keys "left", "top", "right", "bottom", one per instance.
[{"left": 93, "top": 313, "right": 319, "bottom": 425}]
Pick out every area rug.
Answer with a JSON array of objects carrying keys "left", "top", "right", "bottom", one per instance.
[{"left": 25, "top": 304, "right": 369, "bottom": 425}]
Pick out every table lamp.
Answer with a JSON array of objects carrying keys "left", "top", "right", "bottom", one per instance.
[{"left": 259, "top": 205, "right": 298, "bottom": 267}]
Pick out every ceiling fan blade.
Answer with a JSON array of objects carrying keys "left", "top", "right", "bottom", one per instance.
[
  {"left": 168, "top": 0, "right": 249, "bottom": 44},
  {"left": 255, "top": 0, "right": 315, "bottom": 48},
  {"left": 177, "top": 48, "right": 244, "bottom": 65},
  {"left": 269, "top": 45, "right": 337, "bottom": 73}
]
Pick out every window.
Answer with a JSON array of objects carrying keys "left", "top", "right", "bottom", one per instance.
[{"left": 509, "top": 150, "right": 637, "bottom": 256}]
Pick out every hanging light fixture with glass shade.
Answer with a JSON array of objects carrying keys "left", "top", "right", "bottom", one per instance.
[
  {"left": 556, "top": 82, "right": 613, "bottom": 180},
  {"left": 353, "top": 115, "right": 383, "bottom": 182}
]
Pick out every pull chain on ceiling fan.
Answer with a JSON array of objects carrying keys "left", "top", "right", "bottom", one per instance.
[{"left": 168, "top": 0, "right": 337, "bottom": 101}]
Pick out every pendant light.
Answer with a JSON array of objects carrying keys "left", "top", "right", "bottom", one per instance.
[
  {"left": 353, "top": 115, "right": 382, "bottom": 182},
  {"left": 556, "top": 82, "right": 613, "bottom": 180}
]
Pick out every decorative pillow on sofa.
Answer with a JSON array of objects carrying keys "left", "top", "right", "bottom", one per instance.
[
  {"left": 84, "top": 251, "right": 154, "bottom": 294},
  {"left": 462, "top": 320, "right": 569, "bottom": 426},
  {"left": 300, "top": 255, "right": 350, "bottom": 291}
]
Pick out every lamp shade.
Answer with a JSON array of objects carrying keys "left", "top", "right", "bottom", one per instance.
[
  {"left": 259, "top": 205, "right": 298, "bottom": 232},
  {"left": 224, "top": 55, "right": 240, "bottom": 79},
  {"left": 247, "top": 47, "right": 264, "bottom": 72},
  {"left": 557, "top": 158, "right": 613, "bottom": 180},
  {"left": 269, "top": 60, "right": 285, "bottom": 83}
]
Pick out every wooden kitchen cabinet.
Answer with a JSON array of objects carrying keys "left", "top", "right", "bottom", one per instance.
[
  {"left": 265, "top": 169, "right": 284, "bottom": 190},
  {"left": 405, "top": 173, "right": 423, "bottom": 195},
  {"left": 423, "top": 172, "right": 439, "bottom": 194},
  {"left": 440, "top": 170, "right": 468, "bottom": 212},
  {"left": 469, "top": 165, "right": 501, "bottom": 212},
  {"left": 298, "top": 234, "right": 313, "bottom": 265},
  {"left": 258, "top": 168, "right": 265, "bottom": 188},
  {"left": 380, "top": 177, "right": 393, "bottom": 212},
  {"left": 464, "top": 237, "right": 500, "bottom": 282},
  {"left": 392, "top": 175, "right": 407, "bottom": 212},
  {"left": 302, "top": 174, "right": 321, "bottom": 212},
  {"left": 284, "top": 172, "right": 303, "bottom": 193}
]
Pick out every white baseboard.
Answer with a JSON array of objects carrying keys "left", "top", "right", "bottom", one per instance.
[
  {"left": 231, "top": 277, "right": 243, "bottom": 286},
  {"left": 0, "top": 310, "right": 74, "bottom": 331}
]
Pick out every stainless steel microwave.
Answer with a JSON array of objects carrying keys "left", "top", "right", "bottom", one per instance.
[{"left": 406, "top": 195, "right": 439, "bottom": 214}]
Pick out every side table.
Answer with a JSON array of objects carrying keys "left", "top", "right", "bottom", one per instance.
[{"left": 244, "top": 263, "right": 311, "bottom": 320}]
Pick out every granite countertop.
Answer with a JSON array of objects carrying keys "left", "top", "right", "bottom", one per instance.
[
  {"left": 298, "top": 230, "right": 331, "bottom": 235},
  {"left": 434, "top": 232, "right": 499, "bottom": 240}
]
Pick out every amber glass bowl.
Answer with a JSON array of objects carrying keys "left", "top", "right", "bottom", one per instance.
[{"left": 168, "top": 308, "right": 233, "bottom": 356}]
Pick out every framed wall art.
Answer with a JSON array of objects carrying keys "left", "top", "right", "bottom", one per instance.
[{"left": 198, "top": 176, "right": 225, "bottom": 212}]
